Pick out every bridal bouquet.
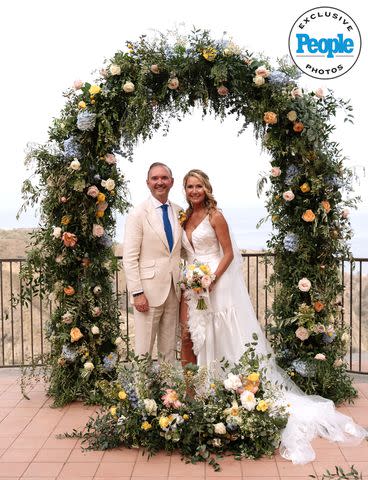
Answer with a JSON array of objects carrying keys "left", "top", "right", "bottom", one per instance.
[{"left": 179, "top": 260, "right": 216, "bottom": 310}]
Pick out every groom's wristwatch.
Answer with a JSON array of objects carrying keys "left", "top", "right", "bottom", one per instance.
[{"left": 132, "top": 291, "right": 144, "bottom": 297}]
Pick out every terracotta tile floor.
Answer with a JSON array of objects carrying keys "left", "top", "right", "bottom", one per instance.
[{"left": 0, "top": 369, "right": 367, "bottom": 479}]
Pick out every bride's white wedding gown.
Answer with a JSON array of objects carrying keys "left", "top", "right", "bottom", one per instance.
[{"left": 182, "top": 214, "right": 367, "bottom": 464}]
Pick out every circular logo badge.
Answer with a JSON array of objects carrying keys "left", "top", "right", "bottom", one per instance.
[{"left": 288, "top": 6, "right": 361, "bottom": 80}]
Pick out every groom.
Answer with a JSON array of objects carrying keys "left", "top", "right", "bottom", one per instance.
[{"left": 123, "top": 162, "right": 183, "bottom": 361}]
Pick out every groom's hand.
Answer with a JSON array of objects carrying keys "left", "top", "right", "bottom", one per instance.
[{"left": 134, "top": 293, "right": 149, "bottom": 313}]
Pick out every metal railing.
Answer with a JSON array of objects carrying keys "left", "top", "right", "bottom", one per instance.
[{"left": 1, "top": 254, "right": 367, "bottom": 374}]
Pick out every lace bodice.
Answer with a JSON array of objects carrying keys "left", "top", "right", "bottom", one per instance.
[{"left": 182, "top": 215, "right": 221, "bottom": 263}]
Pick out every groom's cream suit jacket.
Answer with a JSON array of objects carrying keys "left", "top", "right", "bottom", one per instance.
[{"left": 123, "top": 197, "right": 183, "bottom": 307}]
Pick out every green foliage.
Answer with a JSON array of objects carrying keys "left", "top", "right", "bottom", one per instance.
[
  {"left": 310, "top": 465, "right": 363, "bottom": 480},
  {"left": 64, "top": 343, "right": 289, "bottom": 470},
  {"left": 18, "top": 28, "right": 358, "bottom": 404}
]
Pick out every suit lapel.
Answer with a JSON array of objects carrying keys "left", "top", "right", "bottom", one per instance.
[{"left": 145, "top": 201, "right": 170, "bottom": 251}]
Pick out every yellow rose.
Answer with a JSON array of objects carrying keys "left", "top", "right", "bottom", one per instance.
[
  {"left": 159, "top": 416, "right": 170, "bottom": 429},
  {"left": 61, "top": 215, "right": 71, "bottom": 225},
  {"left": 78, "top": 101, "right": 86, "bottom": 109},
  {"left": 200, "top": 264, "right": 210, "bottom": 274},
  {"left": 183, "top": 414, "right": 189, "bottom": 421},
  {"left": 302, "top": 209, "right": 316, "bottom": 222},
  {"left": 210, "top": 383, "right": 216, "bottom": 389},
  {"left": 97, "top": 193, "right": 106, "bottom": 203},
  {"left": 247, "top": 372, "right": 260, "bottom": 382},
  {"left": 202, "top": 47, "right": 217, "bottom": 61},
  {"left": 70, "top": 327, "right": 83, "bottom": 343},
  {"left": 118, "top": 390, "right": 127, "bottom": 400},
  {"left": 141, "top": 421, "right": 152, "bottom": 431},
  {"left": 300, "top": 183, "right": 311, "bottom": 193},
  {"left": 256, "top": 400, "right": 269, "bottom": 412},
  {"left": 110, "top": 406, "right": 117, "bottom": 416},
  {"left": 263, "top": 111, "right": 278, "bottom": 125},
  {"left": 89, "top": 85, "right": 101, "bottom": 95},
  {"left": 96, "top": 210, "right": 104, "bottom": 218}
]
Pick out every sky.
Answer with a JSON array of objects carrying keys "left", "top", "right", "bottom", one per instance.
[{"left": 0, "top": 0, "right": 367, "bottom": 245}]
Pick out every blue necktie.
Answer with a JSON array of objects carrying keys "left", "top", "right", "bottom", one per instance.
[{"left": 161, "top": 204, "right": 173, "bottom": 252}]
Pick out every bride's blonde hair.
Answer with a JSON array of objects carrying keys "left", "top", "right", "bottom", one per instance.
[{"left": 183, "top": 170, "right": 218, "bottom": 220}]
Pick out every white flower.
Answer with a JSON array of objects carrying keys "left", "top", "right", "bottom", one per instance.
[
  {"left": 298, "top": 278, "right": 311, "bottom": 292},
  {"left": 291, "top": 87, "right": 303, "bottom": 98},
  {"left": 92, "top": 224, "right": 105, "bottom": 237},
  {"left": 61, "top": 312, "right": 73, "bottom": 324},
  {"left": 334, "top": 358, "right": 344, "bottom": 367},
  {"left": 114, "top": 336, "right": 123, "bottom": 346},
  {"left": 109, "top": 64, "right": 121, "bottom": 75},
  {"left": 69, "top": 159, "right": 81, "bottom": 171},
  {"left": 314, "top": 87, "right": 325, "bottom": 98},
  {"left": 255, "top": 66, "right": 270, "bottom": 78},
  {"left": 271, "top": 167, "right": 281, "bottom": 177},
  {"left": 287, "top": 110, "right": 298, "bottom": 122},
  {"left": 253, "top": 75, "right": 265, "bottom": 86},
  {"left": 283, "top": 190, "right": 295, "bottom": 201},
  {"left": 91, "top": 325, "right": 100, "bottom": 335},
  {"left": 295, "top": 326, "right": 310, "bottom": 341},
  {"left": 314, "top": 353, "right": 326, "bottom": 361},
  {"left": 342, "top": 208, "right": 350, "bottom": 219},
  {"left": 93, "top": 285, "right": 102, "bottom": 295},
  {"left": 240, "top": 390, "right": 257, "bottom": 411},
  {"left": 105, "top": 153, "right": 117, "bottom": 165},
  {"left": 92, "top": 307, "right": 101, "bottom": 317},
  {"left": 53, "top": 227, "right": 62, "bottom": 238},
  {"left": 101, "top": 178, "right": 115, "bottom": 191},
  {"left": 167, "top": 77, "right": 179, "bottom": 90},
  {"left": 341, "top": 332, "right": 350, "bottom": 344},
  {"left": 144, "top": 398, "right": 158, "bottom": 416},
  {"left": 84, "top": 361, "right": 94, "bottom": 371},
  {"left": 122, "top": 81, "right": 135, "bottom": 93},
  {"left": 214, "top": 422, "right": 227, "bottom": 435},
  {"left": 224, "top": 373, "right": 242, "bottom": 391}
]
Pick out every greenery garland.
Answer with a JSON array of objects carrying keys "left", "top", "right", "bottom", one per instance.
[{"left": 19, "top": 29, "right": 357, "bottom": 405}]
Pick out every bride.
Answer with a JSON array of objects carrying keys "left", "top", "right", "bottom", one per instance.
[{"left": 179, "top": 169, "right": 367, "bottom": 464}]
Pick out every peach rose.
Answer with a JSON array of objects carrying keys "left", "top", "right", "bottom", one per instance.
[
  {"left": 62, "top": 232, "right": 78, "bottom": 247},
  {"left": 87, "top": 186, "right": 99, "bottom": 198},
  {"left": 342, "top": 208, "right": 350, "bottom": 219},
  {"left": 271, "top": 166, "right": 281, "bottom": 177},
  {"left": 150, "top": 64, "right": 160, "bottom": 74},
  {"left": 92, "top": 224, "right": 104, "bottom": 237},
  {"left": 291, "top": 87, "right": 303, "bottom": 98},
  {"left": 315, "top": 87, "right": 325, "bottom": 98},
  {"left": 293, "top": 121, "right": 304, "bottom": 133},
  {"left": 283, "top": 190, "right": 295, "bottom": 201},
  {"left": 321, "top": 200, "right": 331, "bottom": 213},
  {"left": 167, "top": 77, "right": 179, "bottom": 90},
  {"left": 298, "top": 277, "right": 311, "bottom": 292},
  {"left": 73, "top": 80, "right": 84, "bottom": 90},
  {"left": 255, "top": 66, "right": 270, "bottom": 78},
  {"left": 201, "top": 275, "right": 212, "bottom": 289},
  {"left": 314, "top": 301, "right": 325, "bottom": 312},
  {"left": 122, "top": 81, "right": 135, "bottom": 93},
  {"left": 92, "top": 306, "right": 101, "bottom": 317},
  {"left": 295, "top": 326, "right": 310, "bottom": 341},
  {"left": 70, "top": 327, "right": 83, "bottom": 343},
  {"left": 81, "top": 257, "right": 91, "bottom": 268},
  {"left": 302, "top": 210, "right": 316, "bottom": 222},
  {"left": 263, "top": 111, "right": 277, "bottom": 125},
  {"left": 60, "top": 196, "right": 68, "bottom": 203},
  {"left": 64, "top": 285, "right": 75, "bottom": 296},
  {"left": 314, "top": 353, "right": 326, "bottom": 361},
  {"left": 104, "top": 153, "right": 116, "bottom": 165},
  {"left": 217, "top": 85, "right": 229, "bottom": 96}
]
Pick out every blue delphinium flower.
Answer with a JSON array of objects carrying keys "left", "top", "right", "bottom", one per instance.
[
  {"left": 285, "top": 165, "right": 300, "bottom": 185},
  {"left": 102, "top": 352, "right": 118, "bottom": 371},
  {"left": 268, "top": 70, "right": 290, "bottom": 85},
  {"left": 77, "top": 111, "right": 97, "bottom": 131},
  {"left": 63, "top": 137, "right": 81, "bottom": 158},
  {"left": 291, "top": 359, "right": 316, "bottom": 378},
  {"left": 283, "top": 232, "right": 299, "bottom": 252},
  {"left": 325, "top": 175, "right": 344, "bottom": 189},
  {"left": 61, "top": 345, "right": 78, "bottom": 363},
  {"left": 98, "top": 233, "right": 113, "bottom": 248}
]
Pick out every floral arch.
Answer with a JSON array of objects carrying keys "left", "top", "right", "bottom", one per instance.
[{"left": 20, "top": 29, "right": 357, "bottom": 406}]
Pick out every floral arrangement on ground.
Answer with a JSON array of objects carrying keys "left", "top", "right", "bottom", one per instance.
[
  {"left": 65, "top": 340, "right": 289, "bottom": 471},
  {"left": 18, "top": 27, "right": 358, "bottom": 405}
]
